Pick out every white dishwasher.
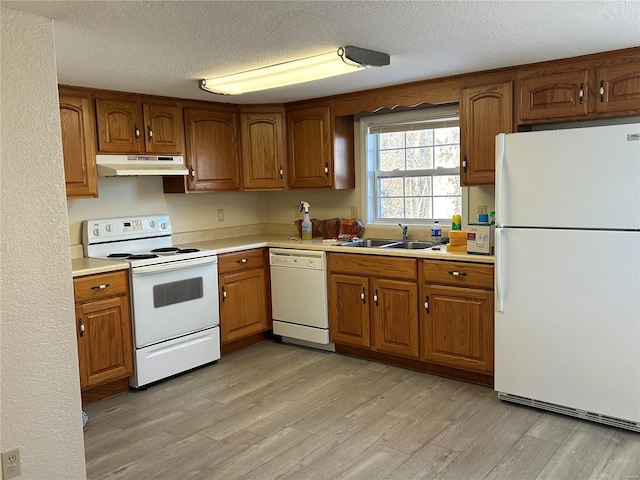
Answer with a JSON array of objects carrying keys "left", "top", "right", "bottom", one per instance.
[{"left": 269, "top": 248, "right": 334, "bottom": 351}]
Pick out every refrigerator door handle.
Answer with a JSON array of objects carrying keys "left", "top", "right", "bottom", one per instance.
[
  {"left": 495, "top": 134, "right": 505, "bottom": 227},
  {"left": 495, "top": 227, "right": 504, "bottom": 312}
]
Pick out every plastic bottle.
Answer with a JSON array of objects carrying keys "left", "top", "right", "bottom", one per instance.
[
  {"left": 451, "top": 214, "right": 462, "bottom": 231},
  {"left": 431, "top": 220, "right": 442, "bottom": 243},
  {"left": 300, "top": 201, "right": 312, "bottom": 240}
]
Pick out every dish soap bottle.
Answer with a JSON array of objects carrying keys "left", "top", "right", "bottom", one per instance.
[
  {"left": 431, "top": 220, "right": 441, "bottom": 243},
  {"left": 300, "top": 201, "right": 312, "bottom": 240}
]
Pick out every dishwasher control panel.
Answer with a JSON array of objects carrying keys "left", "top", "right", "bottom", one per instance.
[{"left": 269, "top": 249, "right": 326, "bottom": 270}]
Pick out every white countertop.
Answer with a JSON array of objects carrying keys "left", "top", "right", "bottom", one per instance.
[{"left": 72, "top": 234, "right": 494, "bottom": 277}]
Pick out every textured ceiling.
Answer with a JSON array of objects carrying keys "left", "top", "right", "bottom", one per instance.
[{"left": 4, "top": 1, "right": 640, "bottom": 104}]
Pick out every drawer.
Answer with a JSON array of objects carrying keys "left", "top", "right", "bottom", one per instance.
[
  {"left": 328, "top": 253, "right": 417, "bottom": 280},
  {"left": 74, "top": 270, "right": 129, "bottom": 303},
  {"left": 218, "top": 248, "right": 265, "bottom": 275},
  {"left": 422, "top": 260, "right": 494, "bottom": 289}
]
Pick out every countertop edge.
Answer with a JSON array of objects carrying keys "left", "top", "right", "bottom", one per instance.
[{"left": 72, "top": 235, "right": 494, "bottom": 276}]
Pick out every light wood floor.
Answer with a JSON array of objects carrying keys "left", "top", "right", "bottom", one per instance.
[{"left": 84, "top": 341, "right": 640, "bottom": 480}]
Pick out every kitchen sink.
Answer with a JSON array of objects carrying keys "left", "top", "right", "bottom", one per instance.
[{"left": 341, "top": 238, "right": 446, "bottom": 250}]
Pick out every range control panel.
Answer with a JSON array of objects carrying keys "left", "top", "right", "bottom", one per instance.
[{"left": 83, "top": 215, "right": 172, "bottom": 244}]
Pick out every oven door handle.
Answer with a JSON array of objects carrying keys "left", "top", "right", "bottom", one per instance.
[{"left": 131, "top": 256, "right": 218, "bottom": 276}]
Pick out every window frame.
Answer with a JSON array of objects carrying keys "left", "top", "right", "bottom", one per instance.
[{"left": 359, "top": 106, "right": 467, "bottom": 227}]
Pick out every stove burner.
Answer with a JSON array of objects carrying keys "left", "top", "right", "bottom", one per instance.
[
  {"left": 177, "top": 248, "right": 200, "bottom": 254},
  {"left": 151, "top": 247, "right": 180, "bottom": 253},
  {"left": 107, "top": 253, "right": 132, "bottom": 258},
  {"left": 127, "top": 254, "right": 159, "bottom": 260}
]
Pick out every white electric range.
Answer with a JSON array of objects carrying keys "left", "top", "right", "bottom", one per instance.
[{"left": 83, "top": 214, "right": 220, "bottom": 389}]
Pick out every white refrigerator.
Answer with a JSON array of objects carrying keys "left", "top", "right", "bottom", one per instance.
[{"left": 494, "top": 122, "right": 640, "bottom": 432}]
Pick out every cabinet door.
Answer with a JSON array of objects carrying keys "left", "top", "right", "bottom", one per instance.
[
  {"left": 240, "top": 111, "right": 286, "bottom": 190},
  {"left": 219, "top": 268, "right": 269, "bottom": 343},
  {"left": 184, "top": 107, "right": 241, "bottom": 191},
  {"left": 142, "top": 103, "right": 184, "bottom": 154},
  {"left": 421, "top": 284, "right": 494, "bottom": 373},
  {"left": 95, "top": 97, "right": 144, "bottom": 153},
  {"left": 328, "top": 274, "right": 370, "bottom": 348},
  {"left": 75, "top": 296, "right": 133, "bottom": 389},
  {"left": 460, "top": 82, "right": 513, "bottom": 186},
  {"left": 371, "top": 278, "right": 419, "bottom": 358},
  {"left": 518, "top": 70, "right": 589, "bottom": 122},
  {"left": 287, "top": 105, "right": 332, "bottom": 188},
  {"left": 595, "top": 64, "right": 640, "bottom": 115},
  {"left": 59, "top": 91, "right": 98, "bottom": 198}
]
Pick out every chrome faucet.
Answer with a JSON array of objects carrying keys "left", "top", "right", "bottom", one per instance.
[{"left": 398, "top": 223, "right": 409, "bottom": 240}]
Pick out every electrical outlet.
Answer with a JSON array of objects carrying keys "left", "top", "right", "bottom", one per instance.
[
  {"left": 477, "top": 205, "right": 487, "bottom": 215},
  {"left": 350, "top": 206, "right": 358, "bottom": 219},
  {"left": 2, "top": 448, "right": 21, "bottom": 479},
  {"left": 217, "top": 209, "right": 224, "bottom": 222}
]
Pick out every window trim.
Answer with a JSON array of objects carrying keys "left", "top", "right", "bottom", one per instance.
[{"left": 358, "top": 106, "right": 467, "bottom": 227}]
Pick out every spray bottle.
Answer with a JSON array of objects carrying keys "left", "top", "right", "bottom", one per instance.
[{"left": 300, "top": 201, "right": 312, "bottom": 240}]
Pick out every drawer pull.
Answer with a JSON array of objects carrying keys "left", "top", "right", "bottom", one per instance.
[
  {"left": 236, "top": 258, "right": 248, "bottom": 264},
  {"left": 424, "top": 295, "right": 429, "bottom": 313},
  {"left": 90, "top": 283, "right": 110, "bottom": 290},
  {"left": 361, "top": 287, "right": 366, "bottom": 304},
  {"left": 448, "top": 271, "right": 467, "bottom": 277},
  {"left": 78, "top": 319, "right": 85, "bottom": 337}
]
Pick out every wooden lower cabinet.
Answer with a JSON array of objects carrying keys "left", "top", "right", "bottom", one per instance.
[
  {"left": 371, "top": 278, "right": 419, "bottom": 358},
  {"left": 420, "top": 260, "right": 495, "bottom": 374},
  {"left": 218, "top": 249, "right": 271, "bottom": 345},
  {"left": 328, "top": 273, "right": 370, "bottom": 348},
  {"left": 73, "top": 270, "right": 133, "bottom": 392},
  {"left": 328, "top": 253, "right": 419, "bottom": 359}
]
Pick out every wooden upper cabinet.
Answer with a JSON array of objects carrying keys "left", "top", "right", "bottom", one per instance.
[
  {"left": 142, "top": 102, "right": 185, "bottom": 154},
  {"left": 95, "top": 97, "right": 144, "bottom": 153},
  {"left": 460, "top": 81, "right": 513, "bottom": 186},
  {"left": 180, "top": 106, "right": 241, "bottom": 192},
  {"left": 240, "top": 107, "right": 287, "bottom": 190},
  {"left": 595, "top": 64, "right": 640, "bottom": 115},
  {"left": 95, "top": 95, "right": 183, "bottom": 154},
  {"left": 59, "top": 88, "right": 98, "bottom": 198},
  {"left": 286, "top": 102, "right": 355, "bottom": 190},
  {"left": 517, "top": 55, "right": 640, "bottom": 123},
  {"left": 518, "top": 70, "right": 589, "bottom": 122},
  {"left": 287, "top": 104, "right": 333, "bottom": 188}
]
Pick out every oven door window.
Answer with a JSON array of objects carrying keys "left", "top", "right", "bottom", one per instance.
[{"left": 153, "top": 277, "right": 203, "bottom": 308}]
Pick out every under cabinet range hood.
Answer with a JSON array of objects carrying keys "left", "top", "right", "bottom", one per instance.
[{"left": 96, "top": 155, "right": 188, "bottom": 176}]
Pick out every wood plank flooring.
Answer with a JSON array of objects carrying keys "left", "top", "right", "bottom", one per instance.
[{"left": 83, "top": 341, "right": 640, "bottom": 479}]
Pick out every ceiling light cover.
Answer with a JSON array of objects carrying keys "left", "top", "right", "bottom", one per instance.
[{"left": 199, "top": 46, "right": 390, "bottom": 95}]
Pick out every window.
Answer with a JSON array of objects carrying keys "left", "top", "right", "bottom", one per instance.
[{"left": 360, "top": 105, "right": 465, "bottom": 225}]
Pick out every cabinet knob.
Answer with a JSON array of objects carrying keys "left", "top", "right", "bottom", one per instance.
[
  {"left": 189, "top": 166, "right": 195, "bottom": 180},
  {"left": 279, "top": 166, "right": 284, "bottom": 179},
  {"left": 424, "top": 295, "right": 429, "bottom": 313},
  {"left": 148, "top": 126, "right": 153, "bottom": 142},
  {"left": 361, "top": 287, "right": 366, "bottom": 304},
  {"left": 236, "top": 258, "right": 248, "bottom": 264},
  {"left": 221, "top": 286, "right": 226, "bottom": 302},
  {"left": 324, "top": 163, "right": 329, "bottom": 177},
  {"left": 463, "top": 155, "right": 468, "bottom": 173},
  {"left": 78, "top": 318, "right": 85, "bottom": 337},
  {"left": 599, "top": 80, "right": 605, "bottom": 103},
  {"left": 373, "top": 289, "right": 379, "bottom": 306},
  {"left": 448, "top": 271, "right": 467, "bottom": 277},
  {"left": 90, "top": 283, "right": 110, "bottom": 290},
  {"left": 579, "top": 83, "right": 585, "bottom": 105},
  {"left": 134, "top": 124, "right": 140, "bottom": 140}
]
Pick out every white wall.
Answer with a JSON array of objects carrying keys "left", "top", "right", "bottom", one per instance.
[
  {"left": 67, "top": 177, "right": 266, "bottom": 245},
  {"left": 1, "top": 7, "right": 86, "bottom": 479}
]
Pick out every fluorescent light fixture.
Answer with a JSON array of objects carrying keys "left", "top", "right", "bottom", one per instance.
[{"left": 199, "top": 46, "right": 390, "bottom": 95}]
